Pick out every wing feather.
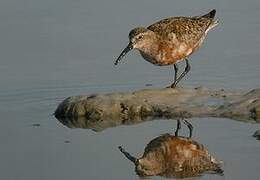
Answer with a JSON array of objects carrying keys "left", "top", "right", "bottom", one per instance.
[{"left": 147, "top": 12, "right": 215, "bottom": 45}]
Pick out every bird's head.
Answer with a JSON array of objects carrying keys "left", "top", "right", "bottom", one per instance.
[
  {"left": 114, "top": 27, "right": 156, "bottom": 65},
  {"left": 118, "top": 146, "right": 163, "bottom": 177},
  {"left": 135, "top": 158, "right": 163, "bottom": 177}
]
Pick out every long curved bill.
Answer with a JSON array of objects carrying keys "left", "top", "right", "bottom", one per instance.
[
  {"left": 118, "top": 146, "right": 139, "bottom": 165},
  {"left": 114, "top": 43, "right": 133, "bottom": 65}
]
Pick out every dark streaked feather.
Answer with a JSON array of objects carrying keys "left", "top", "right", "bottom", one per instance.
[{"left": 147, "top": 10, "right": 216, "bottom": 45}]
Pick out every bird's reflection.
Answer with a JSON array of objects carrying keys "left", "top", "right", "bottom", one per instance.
[{"left": 119, "top": 119, "right": 223, "bottom": 178}]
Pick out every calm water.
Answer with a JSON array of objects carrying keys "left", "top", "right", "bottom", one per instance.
[{"left": 0, "top": 0, "right": 260, "bottom": 179}]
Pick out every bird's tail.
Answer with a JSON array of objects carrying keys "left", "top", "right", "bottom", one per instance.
[
  {"left": 209, "top": 19, "right": 219, "bottom": 29},
  {"left": 202, "top": 9, "right": 216, "bottom": 19},
  {"left": 203, "top": 9, "right": 219, "bottom": 32},
  {"left": 211, "top": 156, "right": 224, "bottom": 175}
]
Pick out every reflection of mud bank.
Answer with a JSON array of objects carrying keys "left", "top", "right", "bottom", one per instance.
[
  {"left": 119, "top": 133, "right": 223, "bottom": 178},
  {"left": 56, "top": 116, "right": 143, "bottom": 132},
  {"left": 253, "top": 130, "right": 260, "bottom": 140},
  {"left": 55, "top": 87, "right": 260, "bottom": 124}
]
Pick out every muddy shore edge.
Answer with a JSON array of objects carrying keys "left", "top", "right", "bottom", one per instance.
[{"left": 55, "top": 87, "right": 260, "bottom": 127}]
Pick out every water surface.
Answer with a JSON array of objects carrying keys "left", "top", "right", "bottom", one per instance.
[{"left": 0, "top": 0, "right": 260, "bottom": 179}]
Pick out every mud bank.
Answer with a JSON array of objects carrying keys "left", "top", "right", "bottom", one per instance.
[{"left": 55, "top": 87, "right": 260, "bottom": 127}]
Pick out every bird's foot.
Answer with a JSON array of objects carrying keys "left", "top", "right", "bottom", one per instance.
[{"left": 166, "top": 83, "right": 177, "bottom": 88}]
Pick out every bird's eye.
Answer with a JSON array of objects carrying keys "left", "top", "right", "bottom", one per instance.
[
  {"left": 138, "top": 35, "right": 143, "bottom": 40},
  {"left": 143, "top": 167, "right": 149, "bottom": 171}
]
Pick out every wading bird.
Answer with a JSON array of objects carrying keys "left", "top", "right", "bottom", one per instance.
[{"left": 115, "top": 10, "right": 218, "bottom": 87}]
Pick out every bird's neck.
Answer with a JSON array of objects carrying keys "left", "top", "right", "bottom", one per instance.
[{"left": 138, "top": 39, "right": 160, "bottom": 58}]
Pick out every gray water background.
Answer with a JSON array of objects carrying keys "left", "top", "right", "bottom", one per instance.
[{"left": 0, "top": 0, "right": 260, "bottom": 179}]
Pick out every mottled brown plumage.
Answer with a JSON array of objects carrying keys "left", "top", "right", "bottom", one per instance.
[
  {"left": 119, "top": 134, "right": 223, "bottom": 178},
  {"left": 115, "top": 9, "right": 218, "bottom": 87}
]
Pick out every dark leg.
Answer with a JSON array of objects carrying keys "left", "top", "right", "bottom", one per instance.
[
  {"left": 183, "top": 119, "right": 193, "bottom": 138},
  {"left": 174, "top": 119, "right": 181, "bottom": 137},
  {"left": 173, "top": 64, "right": 178, "bottom": 84},
  {"left": 166, "top": 64, "right": 178, "bottom": 88},
  {"left": 170, "top": 59, "right": 191, "bottom": 88}
]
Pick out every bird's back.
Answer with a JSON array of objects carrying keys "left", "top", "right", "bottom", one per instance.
[
  {"left": 142, "top": 134, "right": 223, "bottom": 178},
  {"left": 147, "top": 9, "right": 218, "bottom": 46}
]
